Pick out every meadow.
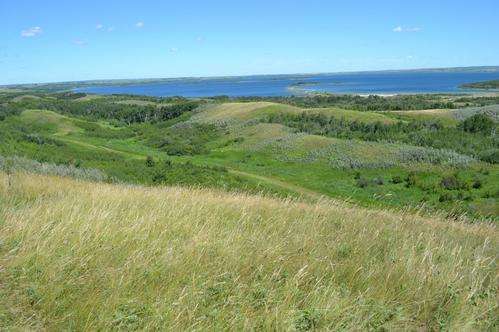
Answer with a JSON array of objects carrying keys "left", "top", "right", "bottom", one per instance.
[
  {"left": 0, "top": 172, "right": 497, "bottom": 330},
  {"left": 0, "top": 91, "right": 498, "bottom": 219},
  {"left": 0, "top": 89, "right": 498, "bottom": 329}
]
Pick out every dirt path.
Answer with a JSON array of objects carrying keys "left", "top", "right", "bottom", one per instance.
[
  {"left": 55, "top": 135, "right": 324, "bottom": 201},
  {"left": 228, "top": 169, "right": 324, "bottom": 201},
  {"left": 56, "top": 137, "right": 146, "bottom": 159}
]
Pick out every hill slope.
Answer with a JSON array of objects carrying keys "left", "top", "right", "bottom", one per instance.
[
  {"left": 461, "top": 79, "right": 499, "bottom": 89},
  {"left": 1, "top": 172, "right": 497, "bottom": 330},
  {"left": 1, "top": 95, "right": 498, "bottom": 218}
]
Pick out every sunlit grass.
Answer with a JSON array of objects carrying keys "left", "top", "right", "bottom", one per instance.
[
  {"left": 1, "top": 172, "right": 497, "bottom": 330},
  {"left": 194, "top": 102, "right": 397, "bottom": 126}
]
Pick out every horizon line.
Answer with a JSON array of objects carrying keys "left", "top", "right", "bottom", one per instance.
[{"left": 3, "top": 64, "right": 499, "bottom": 87}]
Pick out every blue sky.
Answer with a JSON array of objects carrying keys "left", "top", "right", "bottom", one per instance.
[{"left": 1, "top": 0, "right": 498, "bottom": 84}]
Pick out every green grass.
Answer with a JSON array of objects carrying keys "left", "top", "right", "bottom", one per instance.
[
  {"left": 390, "top": 105, "right": 499, "bottom": 126},
  {"left": 189, "top": 149, "right": 498, "bottom": 218},
  {"left": 19, "top": 109, "right": 84, "bottom": 134},
  {"left": 1, "top": 98, "right": 497, "bottom": 219},
  {"left": 390, "top": 109, "right": 459, "bottom": 126},
  {"left": 194, "top": 102, "right": 397, "bottom": 125},
  {"left": 1, "top": 93, "right": 498, "bottom": 329}
]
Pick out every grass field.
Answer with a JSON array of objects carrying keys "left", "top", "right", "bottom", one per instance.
[
  {"left": 389, "top": 105, "right": 499, "bottom": 126},
  {"left": 1, "top": 94, "right": 497, "bottom": 219},
  {"left": 194, "top": 102, "right": 397, "bottom": 125},
  {"left": 0, "top": 91, "right": 498, "bottom": 329},
  {"left": 1, "top": 172, "right": 497, "bottom": 330}
]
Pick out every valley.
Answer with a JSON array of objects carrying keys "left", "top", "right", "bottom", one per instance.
[{"left": 1, "top": 91, "right": 498, "bottom": 219}]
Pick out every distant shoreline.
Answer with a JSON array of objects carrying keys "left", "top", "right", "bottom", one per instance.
[
  {"left": 2, "top": 66, "right": 499, "bottom": 97},
  {"left": 2, "top": 65, "right": 498, "bottom": 89},
  {"left": 460, "top": 79, "right": 499, "bottom": 90}
]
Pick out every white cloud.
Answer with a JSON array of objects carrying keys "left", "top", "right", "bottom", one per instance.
[
  {"left": 96, "top": 24, "right": 116, "bottom": 32},
  {"left": 196, "top": 36, "right": 205, "bottom": 43},
  {"left": 135, "top": 21, "right": 144, "bottom": 28},
  {"left": 73, "top": 39, "right": 87, "bottom": 46},
  {"left": 169, "top": 47, "right": 178, "bottom": 53},
  {"left": 21, "top": 26, "right": 42, "bottom": 37},
  {"left": 393, "top": 26, "right": 422, "bottom": 33}
]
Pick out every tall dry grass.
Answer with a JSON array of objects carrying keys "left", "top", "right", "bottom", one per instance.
[{"left": 0, "top": 172, "right": 497, "bottom": 330}]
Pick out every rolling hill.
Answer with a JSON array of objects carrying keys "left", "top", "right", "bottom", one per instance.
[
  {"left": 1, "top": 91, "right": 498, "bottom": 329},
  {"left": 1, "top": 93, "right": 498, "bottom": 218}
]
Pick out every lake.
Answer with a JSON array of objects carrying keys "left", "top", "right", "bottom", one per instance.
[{"left": 75, "top": 70, "right": 499, "bottom": 97}]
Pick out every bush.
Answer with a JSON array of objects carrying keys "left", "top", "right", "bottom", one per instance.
[
  {"left": 405, "top": 172, "right": 417, "bottom": 188},
  {"left": 459, "top": 113, "right": 495, "bottom": 133},
  {"left": 151, "top": 172, "right": 167, "bottom": 184},
  {"left": 478, "top": 149, "right": 499, "bottom": 164},
  {"left": 145, "top": 156, "right": 155, "bottom": 167},
  {"left": 440, "top": 175, "right": 467, "bottom": 191},
  {"left": 356, "top": 177, "right": 370, "bottom": 188},
  {"left": 457, "top": 191, "right": 473, "bottom": 201},
  {"left": 439, "top": 192, "right": 454, "bottom": 202},
  {"left": 0, "top": 155, "right": 107, "bottom": 182},
  {"left": 391, "top": 175, "right": 403, "bottom": 184},
  {"left": 24, "top": 134, "right": 63, "bottom": 146},
  {"left": 472, "top": 179, "right": 482, "bottom": 189}
]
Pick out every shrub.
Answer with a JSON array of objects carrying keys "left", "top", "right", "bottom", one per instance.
[
  {"left": 210, "top": 165, "right": 228, "bottom": 173},
  {"left": 457, "top": 191, "right": 473, "bottom": 201},
  {"left": 479, "top": 168, "right": 490, "bottom": 175},
  {"left": 356, "top": 177, "right": 370, "bottom": 188},
  {"left": 391, "top": 175, "right": 403, "bottom": 184},
  {"left": 459, "top": 113, "right": 495, "bottom": 133},
  {"left": 478, "top": 149, "right": 499, "bottom": 164},
  {"left": 405, "top": 172, "right": 417, "bottom": 188},
  {"left": 145, "top": 155, "right": 155, "bottom": 167},
  {"left": 0, "top": 155, "right": 107, "bottom": 182},
  {"left": 152, "top": 172, "right": 167, "bottom": 184},
  {"left": 472, "top": 179, "right": 482, "bottom": 189},
  {"left": 24, "top": 134, "right": 63, "bottom": 146},
  {"left": 440, "top": 175, "right": 466, "bottom": 191},
  {"left": 439, "top": 192, "right": 454, "bottom": 202}
]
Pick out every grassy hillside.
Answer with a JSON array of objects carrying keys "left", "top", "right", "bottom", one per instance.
[
  {"left": 1, "top": 92, "right": 498, "bottom": 219},
  {"left": 194, "top": 102, "right": 397, "bottom": 125},
  {"left": 1, "top": 172, "right": 497, "bottom": 330},
  {"left": 389, "top": 105, "right": 499, "bottom": 126}
]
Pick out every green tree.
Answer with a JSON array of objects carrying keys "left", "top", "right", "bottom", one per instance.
[{"left": 460, "top": 114, "right": 495, "bottom": 134}]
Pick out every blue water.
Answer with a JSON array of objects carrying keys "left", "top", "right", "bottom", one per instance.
[{"left": 75, "top": 70, "right": 499, "bottom": 97}]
